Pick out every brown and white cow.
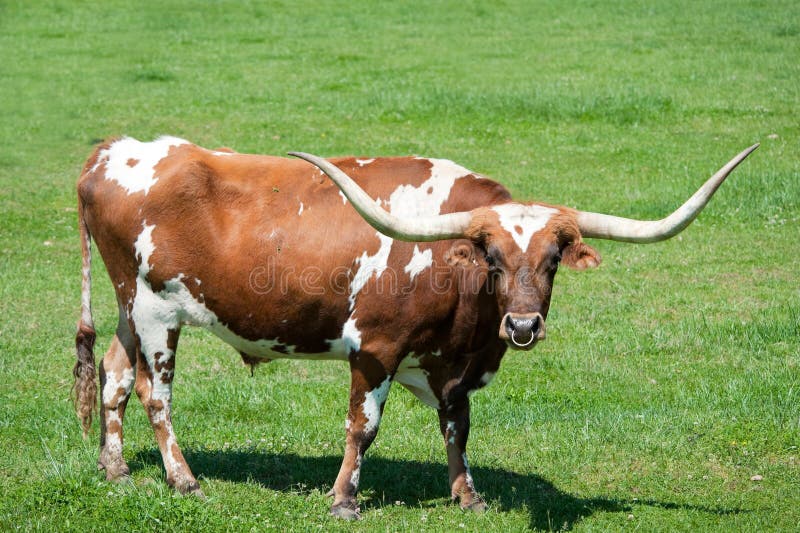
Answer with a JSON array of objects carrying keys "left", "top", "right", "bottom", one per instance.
[{"left": 73, "top": 136, "right": 756, "bottom": 519}]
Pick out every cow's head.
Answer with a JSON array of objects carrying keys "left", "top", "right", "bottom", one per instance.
[
  {"left": 458, "top": 203, "right": 600, "bottom": 349},
  {"left": 290, "top": 144, "right": 757, "bottom": 350}
]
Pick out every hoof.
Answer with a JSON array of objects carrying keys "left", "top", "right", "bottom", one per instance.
[
  {"left": 330, "top": 501, "right": 361, "bottom": 520},
  {"left": 170, "top": 476, "right": 203, "bottom": 497},
  {"left": 98, "top": 458, "right": 130, "bottom": 482},
  {"left": 462, "top": 498, "right": 488, "bottom": 513},
  {"left": 188, "top": 487, "right": 207, "bottom": 500}
]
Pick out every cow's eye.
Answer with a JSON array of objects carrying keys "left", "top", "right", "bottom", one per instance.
[{"left": 485, "top": 253, "right": 498, "bottom": 271}]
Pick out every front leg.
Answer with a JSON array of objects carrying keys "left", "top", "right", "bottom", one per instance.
[
  {"left": 330, "top": 355, "right": 393, "bottom": 520},
  {"left": 439, "top": 401, "right": 486, "bottom": 512}
]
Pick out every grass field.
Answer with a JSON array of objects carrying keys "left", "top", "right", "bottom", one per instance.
[{"left": 1, "top": 0, "right": 799, "bottom": 530}]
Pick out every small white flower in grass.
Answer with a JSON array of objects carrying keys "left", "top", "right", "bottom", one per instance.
[{"left": 751, "top": 474, "right": 763, "bottom": 481}]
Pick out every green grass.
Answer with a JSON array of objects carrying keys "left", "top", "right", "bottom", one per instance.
[{"left": 1, "top": 0, "right": 799, "bottom": 530}]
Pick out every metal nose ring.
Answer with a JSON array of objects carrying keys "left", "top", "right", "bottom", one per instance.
[{"left": 511, "top": 329, "right": 535, "bottom": 347}]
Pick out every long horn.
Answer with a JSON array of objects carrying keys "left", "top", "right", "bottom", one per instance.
[
  {"left": 289, "top": 152, "right": 472, "bottom": 241},
  {"left": 577, "top": 144, "right": 759, "bottom": 243}
]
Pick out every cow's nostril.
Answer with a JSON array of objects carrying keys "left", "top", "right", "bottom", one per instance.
[{"left": 504, "top": 313, "right": 546, "bottom": 347}]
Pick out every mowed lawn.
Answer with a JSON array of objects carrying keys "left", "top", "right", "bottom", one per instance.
[{"left": 1, "top": 1, "right": 798, "bottom": 531}]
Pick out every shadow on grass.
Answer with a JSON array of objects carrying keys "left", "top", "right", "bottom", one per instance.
[{"left": 131, "top": 448, "right": 745, "bottom": 530}]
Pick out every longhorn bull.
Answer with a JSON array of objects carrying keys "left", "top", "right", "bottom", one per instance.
[{"left": 73, "top": 137, "right": 757, "bottom": 518}]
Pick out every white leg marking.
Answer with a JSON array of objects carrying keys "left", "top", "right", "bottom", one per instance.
[
  {"left": 350, "top": 454, "right": 362, "bottom": 487},
  {"left": 462, "top": 452, "right": 475, "bottom": 490},
  {"left": 102, "top": 367, "right": 135, "bottom": 405},
  {"left": 105, "top": 410, "right": 123, "bottom": 454},
  {"left": 446, "top": 420, "right": 457, "bottom": 444},
  {"left": 362, "top": 377, "right": 392, "bottom": 434}
]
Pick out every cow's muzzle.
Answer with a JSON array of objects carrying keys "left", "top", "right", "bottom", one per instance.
[{"left": 499, "top": 312, "right": 546, "bottom": 350}]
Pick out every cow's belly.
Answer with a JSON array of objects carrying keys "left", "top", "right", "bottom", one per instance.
[
  {"left": 205, "top": 320, "right": 350, "bottom": 361},
  {"left": 394, "top": 354, "right": 440, "bottom": 408},
  {"left": 133, "top": 271, "right": 351, "bottom": 362}
]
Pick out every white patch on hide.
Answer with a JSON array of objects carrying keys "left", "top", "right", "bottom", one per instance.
[
  {"left": 130, "top": 224, "right": 356, "bottom": 371},
  {"left": 394, "top": 354, "right": 439, "bottom": 408},
  {"left": 94, "top": 136, "right": 189, "bottom": 195},
  {"left": 349, "top": 233, "right": 393, "bottom": 311},
  {"left": 404, "top": 245, "right": 433, "bottom": 281},
  {"left": 347, "top": 158, "right": 470, "bottom": 309}
]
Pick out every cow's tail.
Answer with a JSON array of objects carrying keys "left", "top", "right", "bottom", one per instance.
[{"left": 73, "top": 196, "right": 97, "bottom": 437}]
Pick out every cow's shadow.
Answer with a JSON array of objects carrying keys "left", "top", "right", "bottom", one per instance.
[{"left": 131, "top": 448, "right": 745, "bottom": 530}]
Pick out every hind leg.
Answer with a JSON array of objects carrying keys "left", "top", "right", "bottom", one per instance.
[
  {"left": 98, "top": 308, "right": 136, "bottom": 481},
  {"left": 133, "top": 325, "right": 202, "bottom": 496}
]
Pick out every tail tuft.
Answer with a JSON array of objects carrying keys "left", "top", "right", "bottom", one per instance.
[{"left": 73, "top": 322, "right": 97, "bottom": 437}]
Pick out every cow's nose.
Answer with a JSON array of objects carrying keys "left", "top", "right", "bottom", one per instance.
[{"left": 504, "top": 313, "right": 545, "bottom": 348}]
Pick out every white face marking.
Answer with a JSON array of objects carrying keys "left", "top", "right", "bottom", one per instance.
[
  {"left": 102, "top": 367, "right": 135, "bottom": 405},
  {"left": 394, "top": 354, "right": 439, "bottom": 408},
  {"left": 362, "top": 376, "right": 392, "bottom": 434},
  {"left": 492, "top": 204, "right": 558, "bottom": 252},
  {"left": 297, "top": 202, "right": 304, "bottom": 215},
  {"left": 356, "top": 158, "right": 375, "bottom": 167},
  {"left": 404, "top": 245, "right": 433, "bottom": 281},
  {"left": 93, "top": 136, "right": 189, "bottom": 195}
]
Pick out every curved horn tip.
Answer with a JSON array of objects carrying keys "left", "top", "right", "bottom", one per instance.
[{"left": 743, "top": 143, "right": 760, "bottom": 155}]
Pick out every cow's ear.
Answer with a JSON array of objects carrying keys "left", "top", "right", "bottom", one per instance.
[{"left": 561, "top": 241, "right": 601, "bottom": 270}]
